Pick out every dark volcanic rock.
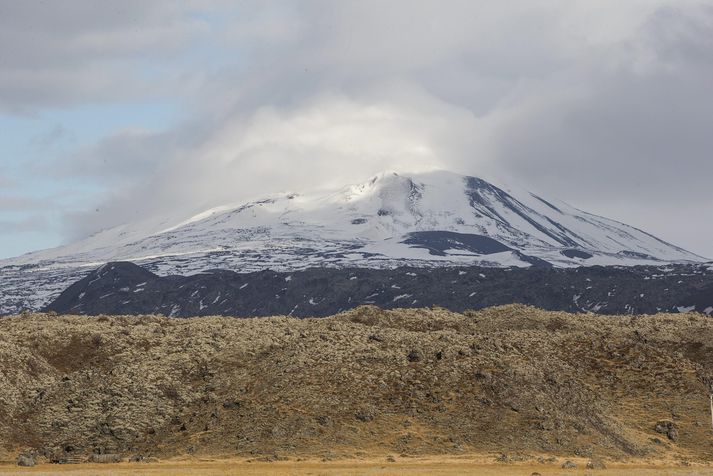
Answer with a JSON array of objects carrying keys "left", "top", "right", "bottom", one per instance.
[
  {"left": 561, "top": 249, "right": 593, "bottom": 260},
  {"left": 401, "top": 231, "right": 512, "bottom": 256},
  {"left": 43, "top": 261, "right": 713, "bottom": 318}
]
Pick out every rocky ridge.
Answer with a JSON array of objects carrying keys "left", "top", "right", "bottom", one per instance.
[{"left": 45, "top": 261, "right": 713, "bottom": 317}]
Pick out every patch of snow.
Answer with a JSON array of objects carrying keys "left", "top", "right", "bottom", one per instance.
[{"left": 392, "top": 294, "right": 412, "bottom": 302}]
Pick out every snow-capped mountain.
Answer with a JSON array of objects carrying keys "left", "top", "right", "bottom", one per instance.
[{"left": 0, "top": 170, "right": 705, "bottom": 314}]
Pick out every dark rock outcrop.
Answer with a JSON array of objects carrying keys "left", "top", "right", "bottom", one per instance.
[{"left": 42, "top": 261, "right": 713, "bottom": 318}]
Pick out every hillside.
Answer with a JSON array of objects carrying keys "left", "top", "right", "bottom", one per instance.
[
  {"left": 2, "top": 305, "right": 713, "bottom": 466},
  {"left": 46, "top": 261, "right": 713, "bottom": 317},
  {"left": 0, "top": 170, "right": 705, "bottom": 315}
]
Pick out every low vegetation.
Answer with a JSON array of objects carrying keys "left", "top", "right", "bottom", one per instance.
[{"left": 1, "top": 305, "right": 713, "bottom": 467}]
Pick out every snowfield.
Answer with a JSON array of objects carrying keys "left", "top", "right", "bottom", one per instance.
[{"left": 0, "top": 170, "right": 705, "bottom": 314}]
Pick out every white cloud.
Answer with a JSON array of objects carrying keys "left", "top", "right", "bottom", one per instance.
[
  {"left": 3, "top": 0, "right": 712, "bottom": 257},
  {"left": 64, "top": 91, "right": 493, "bottom": 237}
]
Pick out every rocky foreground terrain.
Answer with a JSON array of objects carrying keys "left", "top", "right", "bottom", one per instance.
[{"left": 2, "top": 305, "right": 713, "bottom": 466}]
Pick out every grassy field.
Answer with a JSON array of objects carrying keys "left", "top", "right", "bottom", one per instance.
[{"left": 0, "top": 457, "right": 711, "bottom": 476}]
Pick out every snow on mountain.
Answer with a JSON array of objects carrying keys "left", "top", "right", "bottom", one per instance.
[{"left": 0, "top": 170, "right": 704, "bottom": 314}]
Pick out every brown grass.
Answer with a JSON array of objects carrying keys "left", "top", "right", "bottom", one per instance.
[
  {"left": 1, "top": 305, "right": 713, "bottom": 467},
  {"left": 0, "top": 456, "right": 711, "bottom": 475}
]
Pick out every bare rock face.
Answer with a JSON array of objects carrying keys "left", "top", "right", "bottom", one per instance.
[
  {"left": 1, "top": 305, "right": 713, "bottom": 462},
  {"left": 42, "top": 261, "right": 713, "bottom": 318},
  {"left": 654, "top": 420, "right": 679, "bottom": 442}
]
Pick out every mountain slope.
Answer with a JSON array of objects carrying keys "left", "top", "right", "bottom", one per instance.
[
  {"left": 0, "top": 170, "right": 705, "bottom": 314},
  {"left": 45, "top": 261, "right": 713, "bottom": 317}
]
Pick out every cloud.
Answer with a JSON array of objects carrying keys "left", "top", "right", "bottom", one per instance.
[
  {"left": 484, "top": 4, "right": 713, "bottom": 255},
  {"left": 4, "top": 0, "right": 712, "bottom": 257},
  {"left": 55, "top": 128, "right": 171, "bottom": 180},
  {"left": 0, "top": 195, "right": 52, "bottom": 212},
  {"left": 0, "top": 0, "right": 217, "bottom": 112},
  {"left": 30, "top": 124, "right": 72, "bottom": 148},
  {"left": 63, "top": 91, "right": 488, "bottom": 238},
  {"left": 0, "top": 215, "right": 50, "bottom": 233}
]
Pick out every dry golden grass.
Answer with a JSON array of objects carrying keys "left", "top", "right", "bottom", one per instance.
[{"left": 0, "top": 456, "right": 712, "bottom": 476}]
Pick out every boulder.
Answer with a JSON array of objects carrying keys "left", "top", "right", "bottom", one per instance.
[
  {"left": 17, "top": 454, "right": 36, "bottom": 467},
  {"left": 89, "top": 453, "right": 122, "bottom": 463},
  {"left": 654, "top": 420, "right": 678, "bottom": 441},
  {"left": 587, "top": 458, "right": 607, "bottom": 469}
]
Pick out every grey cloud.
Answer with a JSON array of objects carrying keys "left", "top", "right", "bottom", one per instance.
[
  {"left": 0, "top": 215, "right": 50, "bottom": 233},
  {"left": 0, "top": 0, "right": 219, "bottom": 112},
  {"left": 0, "top": 195, "right": 52, "bottom": 212},
  {"left": 55, "top": 129, "right": 174, "bottom": 180},
  {"left": 30, "top": 124, "right": 72, "bottom": 148},
  {"left": 7, "top": 0, "right": 710, "bottom": 257},
  {"left": 485, "top": 4, "right": 713, "bottom": 256}
]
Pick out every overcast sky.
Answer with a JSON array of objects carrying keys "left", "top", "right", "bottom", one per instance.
[{"left": 1, "top": 0, "right": 712, "bottom": 259}]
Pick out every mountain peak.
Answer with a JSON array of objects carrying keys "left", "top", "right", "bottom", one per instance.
[{"left": 0, "top": 169, "right": 704, "bottom": 314}]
